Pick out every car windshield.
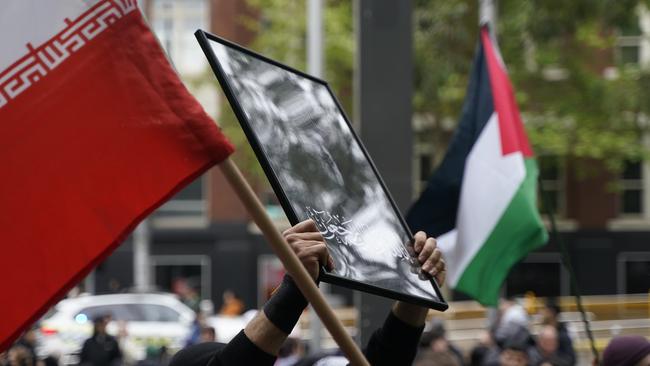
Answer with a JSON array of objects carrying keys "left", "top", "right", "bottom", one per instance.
[{"left": 75, "top": 303, "right": 181, "bottom": 322}]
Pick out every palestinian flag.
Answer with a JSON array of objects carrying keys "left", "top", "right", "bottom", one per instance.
[{"left": 407, "top": 28, "right": 548, "bottom": 306}]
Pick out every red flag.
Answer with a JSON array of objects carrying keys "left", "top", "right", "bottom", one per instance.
[{"left": 0, "top": 0, "right": 234, "bottom": 349}]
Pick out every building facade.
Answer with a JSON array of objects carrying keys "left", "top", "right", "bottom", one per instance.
[
  {"left": 94, "top": 1, "right": 649, "bottom": 310},
  {"left": 91, "top": 0, "right": 277, "bottom": 313}
]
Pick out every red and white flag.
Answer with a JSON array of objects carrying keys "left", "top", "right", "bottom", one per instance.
[{"left": 0, "top": 0, "right": 234, "bottom": 349}]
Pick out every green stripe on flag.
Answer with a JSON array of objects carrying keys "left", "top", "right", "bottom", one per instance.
[{"left": 455, "top": 158, "right": 548, "bottom": 306}]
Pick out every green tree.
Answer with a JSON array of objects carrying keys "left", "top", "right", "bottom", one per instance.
[
  {"left": 225, "top": 0, "right": 650, "bottom": 177},
  {"left": 209, "top": 0, "right": 354, "bottom": 183},
  {"left": 415, "top": 0, "right": 650, "bottom": 172},
  {"left": 244, "top": 0, "right": 354, "bottom": 114}
]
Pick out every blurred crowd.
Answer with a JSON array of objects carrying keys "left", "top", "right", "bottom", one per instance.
[
  {"left": 269, "top": 297, "right": 650, "bottom": 366},
  {"left": 416, "top": 297, "right": 578, "bottom": 366},
  {"left": 412, "top": 297, "right": 650, "bottom": 366},
  {"left": 2, "top": 295, "right": 649, "bottom": 366}
]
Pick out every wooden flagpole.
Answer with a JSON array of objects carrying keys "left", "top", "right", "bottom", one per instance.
[{"left": 219, "top": 157, "right": 370, "bottom": 366}]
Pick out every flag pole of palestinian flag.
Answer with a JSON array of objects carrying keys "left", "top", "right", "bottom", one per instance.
[{"left": 407, "top": 27, "right": 548, "bottom": 306}]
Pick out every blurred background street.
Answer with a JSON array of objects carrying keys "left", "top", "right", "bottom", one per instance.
[{"left": 2, "top": 0, "right": 649, "bottom": 365}]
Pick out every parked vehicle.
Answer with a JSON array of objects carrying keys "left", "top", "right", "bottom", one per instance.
[{"left": 37, "top": 293, "right": 195, "bottom": 364}]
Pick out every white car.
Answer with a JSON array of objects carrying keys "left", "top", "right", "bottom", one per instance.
[
  {"left": 37, "top": 293, "right": 195, "bottom": 365},
  {"left": 205, "top": 309, "right": 257, "bottom": 343}
]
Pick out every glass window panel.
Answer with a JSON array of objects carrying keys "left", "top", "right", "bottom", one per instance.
[
  {"left": 155, "top": 264, "right": 204, "bottom": 299},
  {"left": 540, "top": 189, "right": 560, "bottom": 214},
  {"left": 183, "top": 0, "right": 206, "bottom": 13},
  {"left": 131, "top": 304, "right": 181, "bottom": 322},
  {"left": 625, "top": 261, "right": 650, "bottom": 294},
  {"left": 622, "top": 189, "right": 642, "bottom": 214},
  {"left": 622, "top": 161, "right": 642, "bottom": 180},
  {"left": 171, "top": 178, "right": 203, "bottom": 201},
  {"left": 419, "top": 154, "right": 432, "bottom": 182},
  {"left": 506, "top": 262, "right": 561, "bottom": 297},
  {"left": 620, "top": 45, "right": 640, "bottom": 64},
  {"left": 539, "top": 156, "right": 559, "bottom": 180},
  {"left": 620, "top": 19, "right": 641, "bottom": 36},
  {"left": 77, "top": 304, "right": 138, "bottom": 322}
]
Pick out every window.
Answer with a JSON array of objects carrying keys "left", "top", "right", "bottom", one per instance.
[
  {"left": 76, "top": 304, "right": 137, "bottom": 322},
  {"left": 413, "top": 151, "right": 434, "bottom": 195},
  {"left": 135, "top": 304, "right": 181, "bottom": 322},
  {"left": 620, "top": 44, "right": 640, "bottom": 64},
  {"left": 620, "top": 161, "right": 643, "bottom": 215},
  {"left": 412, "top": 114, "right": 440, "bottom": 195},
  {"left": 506, "top": 253, "right": 569, "bottom": 297},
  {"left": 617, "top": 252, "right": 650, "bottom": 294},
  {"left": 76, "top": 304, "right": 180, "bottom": 322},
  {"left": 625, "top": 261, "right": 650, "bottom": 293},
  {"left": 617, "top": 10, "right": 643, "bottom": 65},
  {"left": 419, "top": 154, "right": 432, "bottom": 184},
  {"left": 538, "top": 156, "right": 564, "bottom": 216},
  {"left": 148, "top": 0, "right": 211, "bottom": 225},
  {"left": 149, "top": 0, "right": 209, "bottom": 76},
  {"left": 154, "top": 177, "right": 207, "bottom": 222},
  {"left": 257, "top": 255, "right": 285, "bottom": 308},
  {"left": 152, "top": 255, "right": 211, "bottom": 302}
]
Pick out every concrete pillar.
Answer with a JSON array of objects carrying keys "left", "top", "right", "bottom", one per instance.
[{"left": 354, "top": 0, "right": 413, "bottom": 345}]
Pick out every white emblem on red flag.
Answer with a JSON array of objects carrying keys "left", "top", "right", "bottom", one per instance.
[{"left": 0, "top": 0, "right": 138, "bottom": 110}]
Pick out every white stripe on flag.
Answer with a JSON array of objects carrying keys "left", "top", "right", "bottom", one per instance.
[{"left": 441, "top": 113, "right": 526, "bottom": 286}]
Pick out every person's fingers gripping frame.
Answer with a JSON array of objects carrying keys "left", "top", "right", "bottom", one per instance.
[
  {"left": 412, "top": 231, "right": 446, "bottom": 287},
  {"left": 282, "top": 219, "right": 335, "bottom": 280}
]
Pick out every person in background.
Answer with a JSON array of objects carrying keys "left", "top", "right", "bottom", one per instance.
[
  {"left": 200, "top": 327, "right": 217, "bottom": 343},
  {"left": 168, "top": 219, "right": 447, "bottom": 366},
  {"left": 78, "top": 314, "right": 122, "bottom": 366},
  {"left": 482, "top": 298, "right": 534, "bottom": 366},
  {"left": 414, "top": 350, "right": 462, "bottom": 366},
  {"left": 601, "top": 335, "right": 650, "bottom": 366},
  {"left": 495, "top": 298, "right": 529, "bottom": 343},
  {"left": 530, "top": 325, "right": 571, "bottom": 366},
  {"left": 5, "top": 345, "right": 33, "bottom": 366},
  {"left": 275, "top": 338, "right": 304, "bottom": 366},
  {"left": 136, "top": 346, "right": 162, "bottom": 366},
  {"left": 174, "top": 279, "right": 201, "bottom": 313},
  {"left": 483, "top": 324, "right": 536, "bottom": 366},
  {"left": 497, "top": 338, "right": 530, "bottom": 366},
  {"left": 219, "top": 291, "right": 244, "bottom": 316},
  {"left": 14, "top": 329, "right": 38, "bottom": 365},
  {"left": 539, "top": 299, "right": 575, "bottom": 366},
  {"left": 468, "top": 331, "right": 493, "bottom": 366},
  {"left": 42, "top": 356, "right": 60, "bottom": 366},
  {"left": 418, "top": 319, "right": 464, "bottom": 366},
  {"left": 185, "top": 311, "right": 208, "bottom": 347}
]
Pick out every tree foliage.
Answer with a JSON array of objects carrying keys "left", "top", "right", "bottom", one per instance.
[
  {"left": 244, "top": 0, "right": 354, "bottom": 113},
  {"left": 212, "top": 0, "right": 353, "bottom": 182},
  {"left": 416, "top": 0, "right": 650, "bottom": 172},
  {"left": 232, "top": 0, "right": 650, "bottom": 175}
]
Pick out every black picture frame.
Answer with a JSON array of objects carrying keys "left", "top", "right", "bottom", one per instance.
[{"left": 195, "top": 29, "right": 448, "bottom": 311}]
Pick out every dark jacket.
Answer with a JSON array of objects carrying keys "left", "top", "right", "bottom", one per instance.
[
  {"left": 78, "top": 334, "right": 122, "bottom": 366},
  {"left": 557, "top": 323, "right": 576, "bottom": 366},
  {"left": 170, "top": 311, "right": 424, "bottom": 366}
]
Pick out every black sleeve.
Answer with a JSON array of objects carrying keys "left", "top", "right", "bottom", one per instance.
[
  {"left": 363, "top": 311, "right": 425, "bottom": 366},
  {"left": 170, "top": 334, "right": 276, "bottom": 366},
  {"left": 558, "top": 326, "right": 576, "bottom": 366},
  {"left": 214, "top": 330, "right": 277, "bottom": 366},
  {"left": 78, "top": 340, "right": 90, "bottom": 363},
  {"left": 110, "top": 338, "right": 122, "bottom": 363}
]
